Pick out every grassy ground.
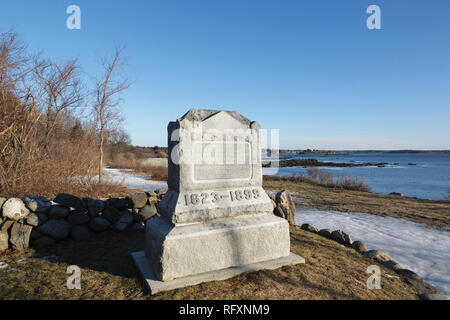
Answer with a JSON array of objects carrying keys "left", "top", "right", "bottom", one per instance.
[
  {"left": 0, "top": 226, "right": 428, "bottom": 300},
  {"left": 263, "top": 178, "right": 450, "bottom": 229}
]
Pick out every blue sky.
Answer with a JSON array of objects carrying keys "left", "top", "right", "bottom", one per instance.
[{"left": 1, "top": 0, "right": 449, "bottom": 150}]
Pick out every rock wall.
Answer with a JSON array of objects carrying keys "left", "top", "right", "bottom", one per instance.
[{"left": 0, "top": 190, "right": 167, "bottom": 251}]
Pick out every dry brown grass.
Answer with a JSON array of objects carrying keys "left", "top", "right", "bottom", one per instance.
[
  {"left": 0, "top": 226, "right": 424, "bottom": 300},
  {"left": 264, "top": 178, "right": 450, "bottom": 229},
  {"left": 109, "top": 158, "right": 168, "bottom": 181}
]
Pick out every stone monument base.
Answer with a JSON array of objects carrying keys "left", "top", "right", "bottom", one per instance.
[
  {"left": 131, "top": 213, "right": 305, "bottom": 294},
  {"left": 131, "top": 251, "right": 304, "bottom": 295}
]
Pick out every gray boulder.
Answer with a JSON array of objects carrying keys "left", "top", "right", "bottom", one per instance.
[
  {"left": 113, "top": 210, "right": 134, "bottom": 232},
  {"left": 275, "top": 190, "right": 295, "bottom": 225},
  {"left": 23, "top": 195, "right": 51, "bottom": 213},
  {"left": 351, "top": 241, "right": 368, "bottom": 253},
  {"left": 88, "top": 217, "right": 111, "bottom": 232},
  {"left": 24, "top": 213, "right": 40, "bottom": 227},
  {"left": 66, "top": 211, "right": 90, "bottom": 225},
  {"left": 318, "top": 229, "right": 332, "bottom": 238},
  {"left": 130, "top": 192, "right": 148, "bottom": 209},
  {"left": 383, "top": 260, "right": 403, "bottom": 271},
  {"left": 71, "top": 225, "right": 91, "bottom": 241},
  {"left": 0, "top": 229, "right": 8, "bottom": 251},
  {"left": 10, "top": 222, "right": 33, "bottom": 250},
  {"left": 37, "top": 219, "right": 71, "bottom": 240},
  {"left": 54, "top": 193, "right": 86, "bottom": 211},
  {"left": 397, "top": 268, "right": 421, "bottom": 280},
  {"left": 363, "top": 250, "right": 392, "bottom": 263},
  {"left": 331, "top": 230, "right": 353, "bottom": 246},
  {"left": 1, "top": 198, "right": 30, "bottom": 221},
  {"left": 47, "top": 206, "right": 70, "bottom": 219},
  {"left": 301, "top": 223, "right": 319, "bottom": 233},
  {"left": 138, "top": 204, "right": 157, "bottom": 221},
  {"left": 36, "top": 213, "right": 48, "bottom": 225},
  {"left": 32, "top": 235, "right": 56, "bottom": 249}
]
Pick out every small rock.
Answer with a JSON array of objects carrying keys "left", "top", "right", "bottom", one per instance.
[
  {"left": 156, "top": 188, "right": 167, "bottom": 195},
  {"left": 351, "top": 241, "right": 368, "bottom": 253},
  {"left": 383, "top": 260, "right": 403, "bottom": 271},
  {"left": 24, "top": 213, "right": 40, "bottom": 227},
  {"left": 113, "top": 210, "right": 134, "bottom": 232},
  {"left": 66, "top": 211, "right": 90, "bottom": 225},
  {"left": 419, "top": 293, "right": 450, "bottom": 300},
  {"left": 37, "top": 219, "right": 71, "bottom": 240},
  {"left": 47, "top": 206, "right": 70, "bottom": 219},
  {"left": 363, "top": 250, "right": 392, "bottom": 263},
  {"left": 1, "top": 198, "right": 30, "bottom": 221},
  {"left": 301, "top": 223, "right": 318, "bottom": 233},
  {"left": 331, "top": 230, "right": 353, "bottom": 246},
  {"left": 32, "top": 235, "right": 56, "bottom": 249},
  {"left": 23, "top": 195, "right": 52, "bottom": 213},
  {"left": 318, "top": 229, "right": 332, "bottom": 238},
  {"left": 0, "top": 261, "right": 8, "bottom": 269},
  {"left": 9, "top": 222, "right": 33, "bottom": 250},
  {"left": 130, "top": 192, "right": 148, "bottom": 209},
  {"left": 87, "top": 200, "right": 104, "bottom": 217},
  {"left": 146, "top": 191, "right": 157, "bottom": 198},
  {"left": 397, "top": 268, "right": 421, "bottom": 280},
  {"left": 35, "top": 213, "right": 48, "bottom": 225},
  {"left": 0, "top": 229, "right": 8, "bottom": 251},
  {"left": 138, "top": 204, "right": 157, "bottom": 220},
  {"left": 106, "top": 197, "right": 132, "bottom": 211},
  {"left": 389, "top": 192, "right": 405, "bottom": 197},
  {"left": 54, "top": 193, "right": 86, "bottom": 211},
  {"left": 71, "top": 225, "right": 91, "bottom": 241},
  {"left": 275, "top": 190, "right": 295, "bottom": 225},
  {"left": 88, "top": 216, "right": 111, "bottom": 232},
  {"left": 102, "top": 205, "right": 121, "bottom": 224}
]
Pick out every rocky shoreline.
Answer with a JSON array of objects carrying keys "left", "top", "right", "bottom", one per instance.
[{"left": 263, "top": 158, "right": 393, "bottom": 168}]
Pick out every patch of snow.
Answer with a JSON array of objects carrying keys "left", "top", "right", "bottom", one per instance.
[
  {"left": 103, "top": 168, "right": 167, "bottom": 192},
  {"left": 295, "top": 208, "right": 450, "bottom": 295},
  {"left": 0, "top": 261, "right": 8, "bottom": 269}
]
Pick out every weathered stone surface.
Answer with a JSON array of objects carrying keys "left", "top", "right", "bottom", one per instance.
[
  {"left": 32, "top": 235, "right": 56, "bottom": 249},
  {"left": 363, "top": 250, "right": 392, "bottom": 263},
  {"left": 37, "top": 219, "right": 71, "bottom": 240},
  {"left": 66, "top": 211, "right": 90, "bottom": 225},
  {"left": 102, "top": 205, "right": 121, "bottom": 224},
  {"left": 10, "top": 222, "right": 33, "bottom": 250},
  {"left": 146, "top": 191, "right": 157, "bottom": 198},
  {"left": 383, "top": 260, "right": 403, "bottom": 271},
  {"left": 54, "top": 193, "right": 86, "bottom": 211},
  {"left": 145, "top": 214, "right": 290, "bottom": 281},
  {"left": 139, "top": 205, "right": 157, "bottom": 221},
  {"left": 106, "top": 197, "right": 131, "bottom": 211},
  {"left": 87, "top": 200, "right": 104, "bottom": 217},
  {"left": 130, "top": 192, "right": 148, "bottom": 209},
  {"left": 35, "top": 213, "right": 48, "bottom": 225},
  {"left": 275, "top": 190, "right": 295, "bottom": 225},
  {"left": 71, "top": 225, "right": 91, "bottom": 241},
  {"left": 47, "top": 206, "right": 70, "bottom": 219},
  {"left": 0, "top": 229, "right": 8, "bottom": 250},
  {"left": 24, "top": 213, "right": 40, "bottom": 227},
  {"left": 1, "top": 198, "right": 30, "bottom": 221},
  {"left": 301, "top": 223, "right": 318, "bottom": 233},
  {"left": 318, "top": 229, "right": 332, "bottom": 238},
  {"left": 351, "top": 240, "right": 368, "bottom": 253},
  {"left": 397, "top": 268, "right": 421, "bottom": 280},
  {"left": 331, "top": 230, "right": 353, "bottom": 246},
  {"left": 88, "top": 216, "right": 111, "bottom": 232},
  {"left": 113, "top": 210, "right": 134, "bottom": 232},
  {"left": 24, "top": 195, "right": 52, "bottom": 213},
  {"left": 148, "top": 196, "right": 159, "bottom": 205}
]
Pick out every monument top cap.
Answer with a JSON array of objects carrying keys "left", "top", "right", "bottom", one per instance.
[{"left": 179, "top": 108, "right": 252, "bottom": 126}]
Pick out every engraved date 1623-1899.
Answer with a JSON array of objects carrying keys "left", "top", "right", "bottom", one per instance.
[{"left": 184, "top": 189, "right": 261, "bottom": 206}]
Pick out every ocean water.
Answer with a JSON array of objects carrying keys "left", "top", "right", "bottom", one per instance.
[{"left": 263, "top": 152, "right": 450, "bottom": 200}]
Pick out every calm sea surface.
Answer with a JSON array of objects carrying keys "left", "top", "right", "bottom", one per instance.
[{"left": 263, "top": 152, "right": 450, "bottom": 200}]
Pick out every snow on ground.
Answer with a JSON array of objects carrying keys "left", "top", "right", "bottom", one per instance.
[
  {"left": 295, "top": 208, "right": 450, "bottom": 294},
  {"left": 103, "top": 168, "right": 167, "bottom": 191}
]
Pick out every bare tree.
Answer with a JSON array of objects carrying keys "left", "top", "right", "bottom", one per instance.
[{"left": 93, "top": 46, "right": 129, "bottom": 183}]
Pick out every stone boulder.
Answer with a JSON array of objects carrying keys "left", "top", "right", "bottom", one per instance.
[
  {"left": 10, "top": 222, "right": 33, "bottom": 250},
  {"left": 275, "top": 190, "right": 295, "bottom": 225},
  {"left": 47, "top": 206, "right": 70, "bottom": 219},
  {"left": 1, "top": 198, "right": 30, "bottom": 221},
  {"left": 363, "top": 250, "right": 392, "bottom": 263},
  {"left": 32, "top": 235, "right": 56, "bottom": 249},
  {"left": 138, "top": 204, "right": 157, "bottom": 221},
  {"left": 331, "top": 230, "right": 353, "bottom": 246},
  {"left": 318, "top": 229, "right": 332, "bottom": 238},
  {"left": 24, "top": 195, "right": 52, "bottom": 213},
  {"left": 351, "top": 240, "right": 368, "bottom": 253},
  {"left": 0, "top": 228, "right": 8, "bottom": 251},
  {"left": 113, "top": 210, "right": 134, "bottom": 232},
  {"left": 106, "top": 197, "right": 132, "bottom": 211},
  {"left": 37, "top": 219, "right": 71, "bottom": 240},
  {"left": 24, "top": 213, "right": 40, "bottom": 227},
  {"left": 66, "top": 211, "right": 90, "bottom": 225},
  {"left": 397, "top": 268, "right": 421, "bottom": 280},
  {"left": 301, "top": 223, "right": 318, "bottom": 233},
  {"left": 383, "top": 260, "right": 403, "bottom": 271},
  {"left": 130, "top": 192, "right": 148, "bottom": 209},
  {"left": 102, "top": 205, "right": 121, "bottom": 224},
  {"left": 87, "top": 200, "right": 105, "bottom": 217},
  {"left": 88, "top": 217, "right": 111, "bottom": 232},
  {"left": 71, "top": 225, "right": 91, "bottom": 241},
  {"left": 54, "top": 193, "right": 86, "bottom": 211}
]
